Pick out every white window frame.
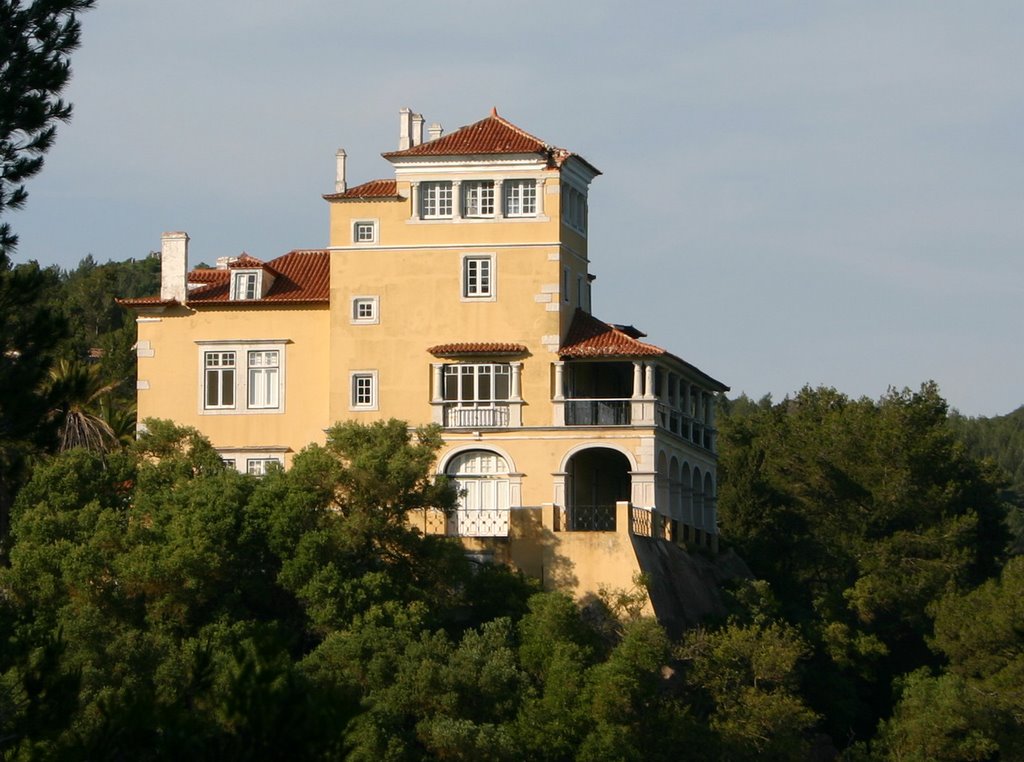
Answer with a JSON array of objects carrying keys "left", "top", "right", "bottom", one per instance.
[
  {"left": 349, "top": 370, "right": 378, "bottom": 411},
  {"left": 231, "top": 270, "right": 262, "bottom": 300},
  {"left": 352, "top": 220, "right": 377, "bottom": 244},
  {"left": 503, "top": 179, "right": 537, "bottom": 217},
  {"left": 462, "top": 254, "right": 495, "bottom": 301},
  {"left": 350, "top": 295, "right": 380, "bottom": 325},
  {"left": 462, "top": 180, "right": 495, "bottom": 218},
  {"left": 197, "top": 340, "right": 287, "bottom": 415},
  {"left": 247, "top": 349, "right": 281, "bottom": 409},
  {"left": 204, "top": 351, "right": 236, "bottom": 409},
  {"left": 246, "top": 457, "right": 283, "bottom": 476},
  {"left": 443, "top": 364, "right": 512, "bottom": 404},
  {"left": 421, "top": 181, "right": 453, "bottom": 219}
]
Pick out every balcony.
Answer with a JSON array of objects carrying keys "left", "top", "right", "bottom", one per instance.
[
  {"left": 564, "top": 398, "right": 631, "bottom": 426},
  {"left": 443, "top": 402, "right": 510, "bottom": 428}
]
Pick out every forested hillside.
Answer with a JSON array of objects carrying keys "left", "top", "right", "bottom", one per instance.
[{"left": 2, "top": 6, "right": 1022, "bottom": 751}]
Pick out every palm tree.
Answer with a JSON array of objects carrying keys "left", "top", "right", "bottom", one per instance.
[{"left": 45, "top": 358, "right": 123, "bottom": 452}]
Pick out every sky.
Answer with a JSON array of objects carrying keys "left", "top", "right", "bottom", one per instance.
[{"left": 9, "top": 1, "right": 1024, "bottom": 417}]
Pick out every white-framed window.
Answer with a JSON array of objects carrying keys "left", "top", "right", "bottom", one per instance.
[
  {"left": 503, "top": 180, "right": 537, "bottom": 217},
  {"left": 463, "top": 255, "right": 494, "bottom": 299},
  {"left": 562, "top": 185, "right": 587, "bottom": 234},
  {"left": 218, "top": 449, "right": 287, "bottom": 474},
  {"left": 231, "top": 271, "right": 261, "bottom": 300},
  {"left": 204, "top": 351, "right": 236, "bottom": 409},
  {"left": 247, "top": 350, "right": 280, "bottom": 409},
  {"left": 421, "top": 181, "right": 453, "bottom": 218},
  {"left": 443, "top": 364, "right": 512, "bottom": 403},
  {"left": 462, "top": 180, "right": 495, "bottom": 218},
  {"left": 350, "top": 370, "right": 378, "bottom": 410},
  {"left": 198, "top": 340, "right": 287, "bottom": 415},
  {"left": 350, "top": 296, "right": 379, "bottom": 325},
  {"left": 247, "top": 457, "right": 282, "bottom": 476},
  {"left": 353, "top": 220, "right": 377, "bottom": 243}
]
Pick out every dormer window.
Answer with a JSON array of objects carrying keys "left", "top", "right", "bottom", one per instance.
[
  {"left": 231, "top": 270, "right": 261, "bottom": 300},
  {"left": 462, "top": 181, "right": 495, "bottom": 218},
  {"left": 421, "top": 181, "right": 453, "bottom": 218}
]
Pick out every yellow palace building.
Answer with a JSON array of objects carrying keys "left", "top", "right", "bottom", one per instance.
[{"left": 121, "top": 108, "right": 731, "bottom": 623}]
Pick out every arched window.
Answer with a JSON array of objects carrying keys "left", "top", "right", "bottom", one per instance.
[{"left": 446, "top": 450, "right": 510, "bottom": 537}]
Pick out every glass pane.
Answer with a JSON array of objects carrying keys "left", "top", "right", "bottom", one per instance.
[
  {"left": 494, "top": 367, "right": 510, "bottom": 400},
  {"left": 222, "top": 370, "right": 234, "bottom": 406},
  {"left": 460, "top": 366, "right": 475, "bottom": 401},
  {"left": 478, "top": 366, "right": 491, "bottom": 401},
  {"left": 206, "top": 370, "right": 218, "bottom": 406}
]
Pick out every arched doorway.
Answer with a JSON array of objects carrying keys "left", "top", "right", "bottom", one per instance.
[
  {"left": 446, "top": 450, "right": 511, "bottom": 537},
  {"left": 565, "top": 447, "right": 631, "bottom": 530}
]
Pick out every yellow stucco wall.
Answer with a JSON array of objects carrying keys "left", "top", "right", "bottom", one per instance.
[{"left": 135, "top": 303, "right": 330, "bottom": 465}]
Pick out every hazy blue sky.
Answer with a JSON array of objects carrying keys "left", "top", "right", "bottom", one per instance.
[{"left": 9, "top": 1, "right": 1023, "bottom": 416}]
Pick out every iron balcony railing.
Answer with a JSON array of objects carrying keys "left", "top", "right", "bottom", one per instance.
[
  {"left": 564, "top": 398, "right": 631, "bottom": 426},
  {"left": 570, "top": 503, "right": 617, "bottom": 531}
]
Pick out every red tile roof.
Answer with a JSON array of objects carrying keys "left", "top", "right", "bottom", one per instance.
[
  {"left": 428, "top": 342, "right": 529, "bottom": 357},
  {"left": 385, "top": 110, "right": 548, "bottom": 158},
  {"left": 118, "top": 250, "right": 330, "bottom": 308},
  {"left": 382, "top": 109, "right": 600, "bottom": 175},
  {"left": 560, "top": 310, "right": 729, "bottom": 391},
  {"left": 323, "top": 179, "right": 402, "bottom": 201},
  {"left": 560, "top": 310, "right": 665, "bottom": 358}
]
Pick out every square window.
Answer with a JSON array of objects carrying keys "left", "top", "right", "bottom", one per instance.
[
  {"left": 463, "top": 256, "right": 493, "bottom": 299},
  {"left": 421, "top": 181, "right": 453, "bottom": 218},
  {"left": 351, "top": 296, "right": 379, "bottom": 324},
  {"left": 462, "top": 181, "right": 495, "bottom": 217},
  {"left": 503, "top": 180, "right": 537, "bottom": 217},
  {"left": 199, "top": 342, "right": 285, "bottom": 415},
  {"left": 353, "top": 221, "right": 376, "bottom": 243},
  {"left": 350, "top": 371, "right": 378, "bottom": 410}
]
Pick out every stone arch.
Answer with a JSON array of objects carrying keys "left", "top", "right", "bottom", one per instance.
[
  {"left": 438, "top": 443, "right": 518, "bottom": 475},
  {"left": 563, "top": 446, "right": 632, "bottom": 531},
  {"left": 703, "top": 470, "right": 715, "bottom": 539},
  {"left": 558, "top": 441, "right": 638, "bottom": 473},
  {"left": 691, "top": 466, "right": 704, "bottom": 532},
  {"left": 669, "top": 455, "right": 681, "bottom": 522},
  {"left": 656, "top": 450, "right": 669, "bottom": 515},
  {"left": 444, "top": 449, "right": 512, "bottom": 538}
]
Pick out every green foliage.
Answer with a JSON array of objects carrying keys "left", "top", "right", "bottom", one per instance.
[
  {"left": 950, "top": 405, "right": 1024, "bottom": 553},
  {"left": 877, "top": 556, "right": 1024, "bottom": 760},
  {"left": 680, "top": 621, "right": 817, "bottom": 761},
  {"left": 0, "top": 0, "right": 96, "bottom": 256},
  {"left": 717, "top": 383, "right": 1009, "bottom": 742}
]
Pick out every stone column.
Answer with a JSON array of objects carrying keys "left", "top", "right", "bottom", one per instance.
[
  {"left": 410, "top": 182, "right": 420, "bottom": 220},
  {"left": 451, "top": 180, "right": 462, "bottom": 219}
]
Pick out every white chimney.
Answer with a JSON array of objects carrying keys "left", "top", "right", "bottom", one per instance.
[
  {"left": 398, "top": 107, "right": 413, "bottom": 150},
  {"left": 411, "top": 113, "right": 424, "bottom": 146},
  {"left": 428, "top": 122, "right": 443, "bottom": 142},
  {"left": 335, "top": 148, "right": 347, "bottom": 193},
  {"left": 160, "top": 231, "right": 189, "bottom": 303}
]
